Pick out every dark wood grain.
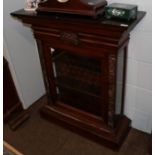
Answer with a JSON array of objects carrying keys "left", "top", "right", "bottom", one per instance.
[
  {"left": 37, "top": 0, "right": 107, "bottom": 18},
  {"left": 3, "top": 57, "right": 30, "bottom": 130},
  {"left": 10, "top": 9, "right": 145, "bottom": 148},
  {"left": 3, "top": 58, "right": 23, "bottom": 123}
]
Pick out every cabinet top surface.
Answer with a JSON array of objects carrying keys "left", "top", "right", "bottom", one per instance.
[{"left": 11, "top": 9, "right": 146, "bottom": 33}]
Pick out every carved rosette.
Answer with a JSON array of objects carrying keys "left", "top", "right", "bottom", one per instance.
[
  {"left": 60, "top": 32, "right": 80, "bottom": 46},
  {"left": 108, "top": 54, "right": 116, "bottom": 127}
]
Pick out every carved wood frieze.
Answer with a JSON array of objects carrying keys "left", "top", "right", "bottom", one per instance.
[
  {"left": 60, "top": 32, "right": 80, "bottom": 46},
  {"left": 108, "top": 54, "right": 116, "bottom": 127}
]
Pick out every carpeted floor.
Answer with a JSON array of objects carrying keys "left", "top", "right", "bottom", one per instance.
[{"left": 4, "top": 96, "right": 150, "bottom": 155}]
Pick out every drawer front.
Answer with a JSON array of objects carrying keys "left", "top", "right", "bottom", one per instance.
[{"left": 33, "top": 27, "right": 119, "bottom": 57}]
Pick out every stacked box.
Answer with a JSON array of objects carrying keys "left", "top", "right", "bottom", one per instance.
[{"left": 105, "top": 3, "right": 137, "bottom": 21}]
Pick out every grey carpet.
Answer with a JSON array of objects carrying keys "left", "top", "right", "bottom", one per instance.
[{"left": 4, "top": 96, "right": 150, "bottom": 155}]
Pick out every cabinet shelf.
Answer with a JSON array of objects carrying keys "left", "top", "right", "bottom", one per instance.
[
  {"left": 53, "top": 52, "right": 102, "bottom": 97},
  {"left": 56, "top": 82, "right": 103, "bottom": 116},
  {"left": 56, "top": 79, "right": 102, "bottom": 99},
  {"left": 53, "top": 52, "right": 102, "bottom": 74}
]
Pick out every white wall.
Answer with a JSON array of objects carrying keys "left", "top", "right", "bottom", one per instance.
[
  {"left": 4, "top": 0, "right": 152, "bottom": 133},
  {"left": 109, "top": 0, "right": 152, "bottom": 133},
  {"left": 3, "top": 38, "right": 25, "bottom": 107},
  {"left": 4, "top": 0, "right": 45, "bottom": 109}
]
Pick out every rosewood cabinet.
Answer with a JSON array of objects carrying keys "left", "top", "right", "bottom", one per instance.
[{"left": 11, "top": 9, "right": 145, "bottom": 149}]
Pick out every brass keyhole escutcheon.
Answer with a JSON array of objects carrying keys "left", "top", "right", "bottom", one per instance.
[{"left": 57, "top": 0, "right": 69, "bottom": 3}]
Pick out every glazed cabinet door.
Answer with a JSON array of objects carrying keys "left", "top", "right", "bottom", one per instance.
[{"left": 38, "top": 41, "right": 110, "bottom": 122}]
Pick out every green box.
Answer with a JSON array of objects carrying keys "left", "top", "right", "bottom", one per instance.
[{"left": 105, "top": 3, "right": 137, "bottom": 21}]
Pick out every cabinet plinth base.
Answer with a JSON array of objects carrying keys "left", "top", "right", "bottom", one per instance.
[{"left": 40, "top": 102, "right": 131, "bottom": 150}]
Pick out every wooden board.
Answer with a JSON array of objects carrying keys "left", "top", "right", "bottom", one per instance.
[
  {"left": 3, "top": 141, "right": 23, "bottom": 155},
  {"left": 37, "top": 0, "right": 107, "bottom": 17}
]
